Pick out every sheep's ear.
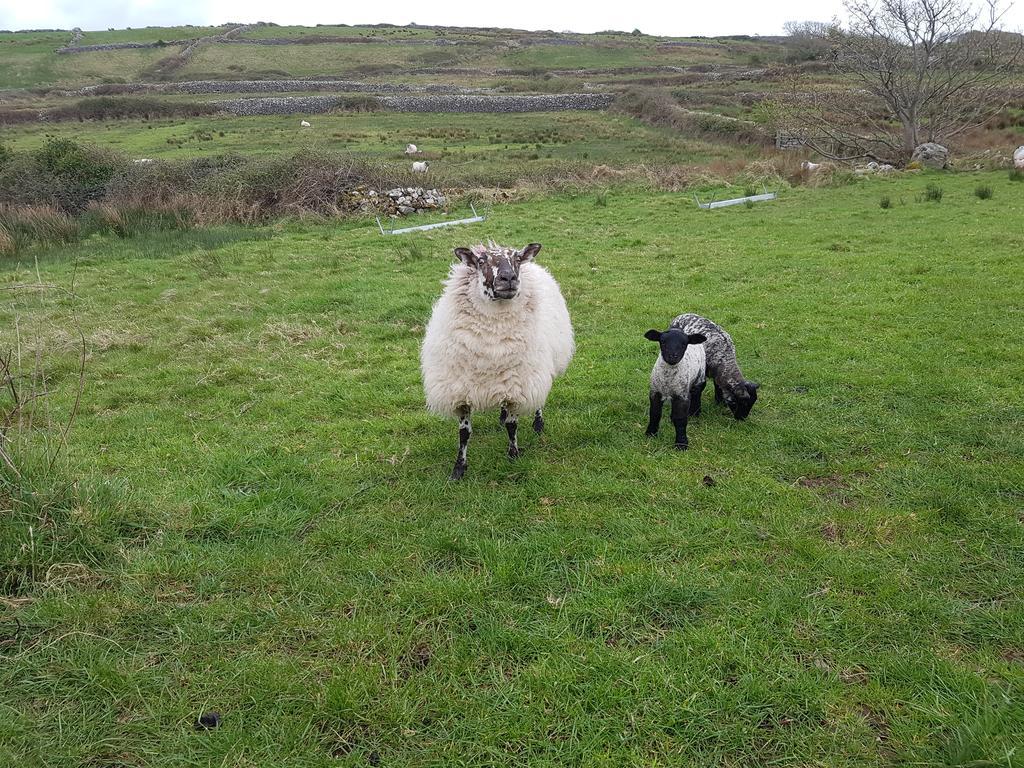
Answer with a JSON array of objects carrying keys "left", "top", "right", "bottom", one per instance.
[
  {"left": 454, "top": 247, "right": 477, "bottom": 267},
  {"left": 520, "top": 243, "right": 542, "bottom": 262},
  {"left": 688, "top": 333, "right": 707, "bottom": 345},
  {"left": 644, "top": 330, "right": 662, "bottom": 342},
  {"left": 747, "top": 381, "right": 760, "bottom": 392}
]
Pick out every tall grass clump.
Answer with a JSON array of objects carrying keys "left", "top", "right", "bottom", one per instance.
[
  {"left": 1009, "top": 168, "right": 1024, "bottom": 182},
  {"left": 974, "top": 184, "right": 993, "bottom": 200},
  {"left": 1, "top": 283, "right": 132, "bottom": 599},
  {"left": 879, "top": 195, "right": 892, "bottom": 209},
  {"left": 0, "top": 204, "right": 79, "bottom": 255},
  {"left": 921, "top": 183, "right": 944, "bottom": 202}
]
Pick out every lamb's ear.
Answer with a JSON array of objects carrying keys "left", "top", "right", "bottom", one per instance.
[
  {"left": 688, "top": 333, "right": 707, "bottom": 344},
  {"left": 454, "top": 247, "right": 477, "bottom": 267},
  {"left": 520, "top": 243, "right": 542, "bottom": 262},
  {"left": 644, "top": 330, "right": 662, "bottom": 342},
  {"left": 747, "top": 381, "right": 761, "bottom": 392}
]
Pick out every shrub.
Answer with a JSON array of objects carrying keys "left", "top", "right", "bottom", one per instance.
[
  {"left": 33, "top": 139, "right": 118, "bottom": 213},
  {"left": 879, "top": 195, "right": 892, "bottom": 209},
  {"left": 45, "top": 96, "right": 219, "bottom": 122},
  {"left": 974, "top": 184, "right": 993, "bottom": 200}
]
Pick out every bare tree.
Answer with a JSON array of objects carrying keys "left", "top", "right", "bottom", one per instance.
[{"left": 777, "top": 0, "right": 1022, "bottom": 164}]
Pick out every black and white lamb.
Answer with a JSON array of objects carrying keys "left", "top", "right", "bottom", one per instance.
[
  {"left": 644, "top": 326, "right": 707, "bottom": 450},
  {"left": 671, "top": 313, "right": 759, "bottom": 420}
]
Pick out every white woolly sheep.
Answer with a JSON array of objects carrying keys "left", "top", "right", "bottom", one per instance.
[
  {"left": 300, "top": 120, "right": 311, "bottom": 128},
  {"left": 1014, "top": 146, "right": 1024, "bottom": 169},
  {"left": 405, "top": 143, "right": 419, "bottom": 154},
  {"left": 420, "top": 241, "right": 574, "bottom": 480},
  {"left": 412, "top": 161, "right": 429, "bottom": 173},
  {"left": 801, "top": 161, "right": 821, "bottom": 172},
  {"left": 643, "top": 326, "right": 707, "bottom": 450}
]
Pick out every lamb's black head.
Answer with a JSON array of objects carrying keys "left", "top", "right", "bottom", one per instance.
[
  {"left": 644, "top": 328, "right": 706, "bottom": 366},
  {"left": 723, "top": 380, "right": 759, "bottom": 420},
  {"left": 454, "top": 241, "right": 541, "bottom": 301}
]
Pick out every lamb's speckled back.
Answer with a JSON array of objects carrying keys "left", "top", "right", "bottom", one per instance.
[{"left": 671, "top": 313, "right": 735, "bottom": 377}]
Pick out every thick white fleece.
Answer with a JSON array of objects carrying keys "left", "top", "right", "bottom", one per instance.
[{"left": 421, "top": 260, "right": 574, "bottom": 418}]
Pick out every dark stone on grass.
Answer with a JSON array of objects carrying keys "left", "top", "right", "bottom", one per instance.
[{"left": 194, "top": 711, "right": 221, "bottom": 730}]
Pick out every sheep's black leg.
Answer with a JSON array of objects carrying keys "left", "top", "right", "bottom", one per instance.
[
  {"left": 533, "top": 409, "right": 544, "bottom": 434},
  {"left": 499, "top": 406, "right": 508, "bottom": 426},
  {"left": 505, "top": 414, "right": 520, "bottom": 459},
  {"left": 671, "top": 395, "right": 690, "bottom": 450},
  {"left": 645, "top": 392, "right": 664, "bottom": 437},
  {"left": 714, "top": 379, "right": 724, "bottom": 404},
  {"left": 450, "top": 407, "right": 471, "bottom": 480},
  {"left": 689, "top": 380, "right": 706, "bottom": 417}
]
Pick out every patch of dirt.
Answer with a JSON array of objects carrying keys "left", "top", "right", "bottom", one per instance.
[
  {"left": 840, "top": 665, "right": 870, "bottom": 685},
  {"left": 1000, "top": 648, "right": 1024, "bottom": 664},
  {"left": 821, "top": 521, "right": 841, "bottom": 542},
  {"left": 857, "top": 704, "right": 894, "bottom": 756}
]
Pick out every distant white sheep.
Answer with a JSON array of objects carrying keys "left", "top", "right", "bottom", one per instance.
[
  {"left": 133, "top": 158, "right": 154, "bottom": 165},
  {"left": 412, "top": 161, "right": 429, "bottom": 173},
  {"left": 405, "top": 143, "right": 419, "bottom": 154},
  {"left": 801, "top": 161, "right": 821, "bottom": 172},
  {"left": 1014, "top": 146, "right": 1024, "bottom": 169},
  {"left": 300, "top": 120, "right": 311, "bottom": 128}
]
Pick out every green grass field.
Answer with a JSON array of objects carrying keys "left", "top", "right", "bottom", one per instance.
[
  {"left": 0, "top": 25, "right": 783, "bottom": 90},
  {"left": 2, "top": 171, "right": 1023, "bottom": 766},
  {"left": 0, "top": 111, "right": 759, "bottom": 188}
]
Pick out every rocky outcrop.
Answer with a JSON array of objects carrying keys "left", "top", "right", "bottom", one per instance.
[{"left": 911, "top": 142, "right": 950, "bottom": 169}]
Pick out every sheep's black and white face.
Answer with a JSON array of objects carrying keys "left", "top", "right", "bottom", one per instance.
[
  {"left": 645, "top": 328, "right": 706, "bottom": 366},
  {"left": 455, "top": 241, "right": 540, "bottom": 301},
  {"left": 723, "top": 381, "right": 759, "bottom": 420}
]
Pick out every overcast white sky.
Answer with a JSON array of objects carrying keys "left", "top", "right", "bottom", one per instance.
[
  {"left": 3, "top": 0, "right": 1021, "bottom": 36},
  {"left": 2, "top": 0, "right": 1024, "bottom": 35}
]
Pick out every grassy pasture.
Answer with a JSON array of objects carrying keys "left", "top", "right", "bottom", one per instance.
[
  {"left": 2, "top": 171, "right": 1023, "bottom": 766},
  {"left": 0, "top": 111, "right": 759, "bottom": 179},
  {"left": 0, "top": 25, "right": 783, "bottom": 89}
]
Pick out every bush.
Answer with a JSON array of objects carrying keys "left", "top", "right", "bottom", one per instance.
[
  {"left": 45, "top": 96, "right": 219, "bottom": 122},
  {"left": 974, "top": 184, "right": 993, "bottom": 200},
  {"left": 879, "top": 195, "right": 892, "bottom": 209},
  {"left": 33, "top": 139, "right": 118, "bottom": 213}
]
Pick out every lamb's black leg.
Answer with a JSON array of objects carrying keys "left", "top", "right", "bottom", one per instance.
[
  {"left": 499, "top": 406, "right": 508, "bottom": 426},
  {"left": 714, "top": 379, "right": 724, "bottom": 404},
  {"left": 645, "top": 392, "right": 664, "bottom": 436},
  {"left": 671, "top": 395, "right": 690, "bottom": 450},
  {"left": 689, "top": 380, "right": 706, "bottom": 417},
  {"left": 450, "top": 406, "right": 471, "bottom": 480},
  {"left": 505, "top": 414, "right": 520, "bottom": 459},
  {"left": 533, "top": 409, "right": 544, "bottom": 434}
]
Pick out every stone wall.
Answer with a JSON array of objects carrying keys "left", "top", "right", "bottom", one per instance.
[
  {"left": 213, "top": 93, "right": 614, "bottom": 116},
  {"left": 378, "top": 93, "right": 615, "bottom": 113},
  {"left": 74, "top": 80, "right": 492, "bottom": 96}
]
